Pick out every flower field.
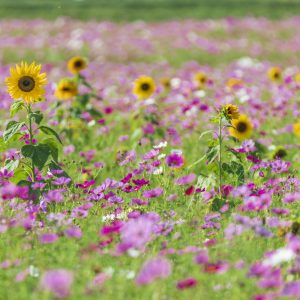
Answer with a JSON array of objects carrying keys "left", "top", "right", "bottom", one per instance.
[{"left": 2, "top": 17, "right": 300, "bottom": 299}]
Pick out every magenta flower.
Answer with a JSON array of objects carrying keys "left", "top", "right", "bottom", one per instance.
[
  {"left": 143, "top": 187, "right": 163, "bottom": 198},
  {"left": 175, "top": 173, "right": 196, "bottom": 185},
  {"left": 39, "top": 233, "right": 58, "bottom": 244},
  {"left": 281, "top": 281, "right": 300, "bottom": 298},
  {"left": 176, "top": 277, "right": 198, "bottom": 290},
  {"left": 65, "top": 226, "right": 82, "bottom": 239},
  {"left": 135, "top": 257, "right": 172, "bottom": 285},
  {"left": 120, "top": 216, "right": 155, "bottom": 250},
  {"left": 165, "top": 153, "right": 184, "bottom": 168},
  {"left": 41, "top": 269, "right": 73, "bottom": 298}
]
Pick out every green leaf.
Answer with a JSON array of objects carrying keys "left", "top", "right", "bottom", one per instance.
[
  {"left": 39, "top": 126, "right": 62, "bottom": 144},
  {"left": 206, "top": 146, "right": 219, "bottom": 164},
  {"left": 33, "top": 144, "right": 51, "bottom": 170},
  {"left": 4, "top": 159, "right": 19, "bottom": 172},
  {"left": 0, "top": 137, "right": 7, "bottom": 151},
  {"left": 21, "top": 144, "right": 51, "bottom": 170},
  {"left": 211, "top": 197, "right": 223, "bottom": 211},
  {"left": 10, "top": 167, "right": 29, "bottom": 184},
  {"left": 29, "top": 111, "right": 43, "bottom": 125},
  {"left": 10, "top": 100, "right": 24, "bottom": 117},
  {"left": 21, "top": 145, "right": 35, "bottom": 159},
  {"left": 3, "top": 121, "right": 25, "bottom": 142},
  {"left": 87, "top": 107, "right": 102, "bottom": 118},
  {"left": 42, "top": 138, "right": 59, "bottom": 162}
]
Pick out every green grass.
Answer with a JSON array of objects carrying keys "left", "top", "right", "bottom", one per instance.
[{"left": 0, "top": 0, "right": 300, "bottom": 20}]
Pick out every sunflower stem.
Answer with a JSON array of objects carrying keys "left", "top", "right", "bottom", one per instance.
[
  {"left": 27, "top": 104, "right": 36, "bottom": 182},
  {"left": 218, "top": 115, "right": 223, "bottom": 199}
]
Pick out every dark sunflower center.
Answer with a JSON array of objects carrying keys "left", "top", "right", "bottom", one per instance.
[
  {"left": 274, "top": 72, "right": 279, "bottom": 78},
  {"left": 200, "top": 77, "right": 206, "bottom": 83},
  {"left": 18, "top": 76, "right": 35, "bottom": 92},
  {"left": 274, "top": 149, "right": 287, "bottom": 158},
  {"left": 141, "top": 83, "right": 150, "bottom": 91},
  {"left": 236, "top": 122, "right": 248, "bottom": 133},
  {"left": 62, "top": 86, "right": 71, "bottom": 92},
  {"left": 74, "top": 60, "right": 83, "bottom": 68}
]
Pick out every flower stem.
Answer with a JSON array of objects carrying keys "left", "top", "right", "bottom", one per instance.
[
  {"left": 27, "top": 104, "right": 36, "bottom": 182},
  {"left": 218, "top": 116, "right": 223, "bottom": 199}
]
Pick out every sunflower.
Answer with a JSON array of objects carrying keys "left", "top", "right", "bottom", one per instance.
[
  {"left": 226, "top": 78, "right": 243, "bottom": 90},
  {"left": 295, "top": 73, "right": 300, "bottom": 85},
  {"left": 293, "top": 120, "right": 300, "bottom": 137},
  {"left": 229, "top": 114, "right": 253, "bottom": 140},
  {"left": 272, "top": 146, "right": 287, "bottom": 159},
  {"left": 193, "top": 72, "right": 207, "bottom": 89},
  {"left": 267, "top": 67, "right": 282, "bottom": 82},
  {"left": 132, "top": 75, "right": 156, "bottom": 100},
  {"left": 222, "top": 104, "right": 240, "bottom": 120},
  {"left": 55, "top": 78, "right": 78, "bottom": 100},
  {"left": 67, "top": 56, "right": 87, "bottom": 74},
  {"left": 160, "top": 77, "right": 171, "bottom": 89},
  {"left": 5, "top": 62, "right": 47, "bottom": 103}
]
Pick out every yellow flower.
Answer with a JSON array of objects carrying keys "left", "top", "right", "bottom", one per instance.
[
  {"left": 293, "top": 120, "right": 300, "bottom": 136},
  {"left": 5, "top": 61, "right": 47, "bottom": 103},
  {"left": 222, "top": 104, "right": 240, "bottom": 120},
  {"left": 67, "top": 56, "right": 87, "bottom": 74},
  {"left": 55, "top": 78, "right": 78, "bottom": 100},
  {"left": 160, "top": 77, "right": 171, "bottom": 89},
  {"left": 132, "top": 75, "right": 156, "bottom": 100},
  {"left": 229, "top": 114, "right": 253, "bottom": 140},
  {"left": 193, "top": 72, "right": 207, "bottom": 89},
  {"left": 226, "top": 78, "right": 243, "bottom": 90},
  {"left": 295, "top": 73, "right": 300, "bottom": 84},
  {"left": 272, "top": 147, "right": 287, "bottom": 159},
  {"left": 267, "top": 66, "right": 282, "bottom": 82}
]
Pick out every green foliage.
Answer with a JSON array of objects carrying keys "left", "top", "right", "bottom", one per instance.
[
  {"left": 29, "top": 111, "right": 43, "bottom": 125},
  {"left": 39, "top": 125, "right": 62, "bottom": 144},
  {"left": 3, "top": 121, "right": 25, "bottom": 142},
  {"left": 21, "top": 144, "right": 51, "bottom": 170},
  {"left": 9, "top": 100, "right": 24, "bottom": 117}
]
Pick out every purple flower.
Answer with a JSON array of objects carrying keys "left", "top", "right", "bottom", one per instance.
[
  {"left": 194, "top": 250, "right": 209, "bottom": 265},
  {"left": 258, "top": 269, "right": 282, "bottom": 289},
  {"left": 65, "top": 226, "right": 82, "bottom": 239},
  {"left": 52, "top": 177, "right": 71, "bottom": 186},
  {"left": 120, "top": 216, "right": 155, "bottom": 250},
  {"left": 143, "top": 187, "right": 163, "bottom": 199},
  {"left": 41, "top": 269, "right": 73, "bottom": 298},
  {"left": 165, "top": 152, "right": 184, "bottom": 168},
  {"left": 176, "top": 277, "right": 198, "bottom": 290},
  {"left": 39, "top": 233, "right": 58, "bottom": 244},
  {"left": 175, "top": 173, "right": 196, "bottom": 185},
  {"left": 135, "top": 257, "right": 172, "bottom": 285},
  {"left": 281, "top": 281, "right": 300, "bottom": 298}
]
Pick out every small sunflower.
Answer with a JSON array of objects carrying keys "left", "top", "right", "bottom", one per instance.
[
  {"left": 226, "top": 78, "right": 243, "bottom": 90},
  {"left": 295, "top": 73, "right": 300, "bottom": 85},
  {"left": 160, "top": 77, "right": 171, "bottom": 89},
  {"left": 272, "top": 146, "right": 287, "bottom": 160},
  {"left": 229, "top": 114, "right": 253, "bottom": 140},
  {"left": 293, "top": 120, "right": 300, "bottom": 137},
  {"left": 132, "top": 75, "right": 156, "bottom": 100},
  {"left": 55, "top": 78, "right": 78, "bottom": 100},
  {"left": 5, "top": 62, "right": 47, "bottom": 103},
  {"left": 193, "top": 72, "right": 207, "bottom": 89},
  {"left": 67, "top": 56, "right": 87, "bottom": 74},
  {"left": 267, "top": 66, "right": 282, "bottom": 82},
  {"left": 222, "top": 104, "right": 240, "bottom": 120}
]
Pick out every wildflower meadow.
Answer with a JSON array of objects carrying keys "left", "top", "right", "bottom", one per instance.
[{"left": 2, "top": 4, "right": 300, "bottom": 300}]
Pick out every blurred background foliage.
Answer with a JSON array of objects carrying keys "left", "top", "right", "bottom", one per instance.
[{"left": 0, "top": 0, "right": 300, "bottom": 20}]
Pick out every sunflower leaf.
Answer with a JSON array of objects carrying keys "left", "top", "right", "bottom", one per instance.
[
  {"left": 10, "top": 100, "right": 25, "bottom": 117},
  {"left": 3, "top": 121, "right": 25, "bottom": 143},
  {"left": 39, "top": 126, "right": 62, "bottom": 144}
]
